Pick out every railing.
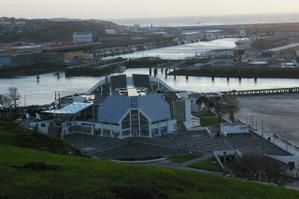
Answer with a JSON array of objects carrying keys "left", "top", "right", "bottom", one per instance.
[{"left": 251, "top": 128, "right": 299, "bottom": 156}]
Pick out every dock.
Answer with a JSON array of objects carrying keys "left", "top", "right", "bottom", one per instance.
[{"left": 221, "top": 87, "right": 299, "bottom": 96}]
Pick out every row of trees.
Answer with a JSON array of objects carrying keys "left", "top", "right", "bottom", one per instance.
[{"left": 0, "top": 87, "right": 20, "bottom": 110}]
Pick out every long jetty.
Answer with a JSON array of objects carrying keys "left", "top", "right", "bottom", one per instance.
[{"left": 222, "top": 87, "right": 299, "bottom": 96}]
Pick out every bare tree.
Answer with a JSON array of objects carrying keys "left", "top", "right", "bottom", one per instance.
[
  {"left": 0, "top": 94, "right": 13, "bottom": 109},
  {"left": 223, "top": 95, "right": 239, "bottom": 122},
  {"left": 227, "top": 155, "right": 287, "bottom": 184},
  {"left": 8, "top": 87, "right": 20, "bottom": 110},
  {"left": 196, "top": 95, "right": 210, "bottom": 111}
]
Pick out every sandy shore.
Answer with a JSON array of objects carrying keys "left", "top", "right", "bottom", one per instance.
[{"left": 236, "top": 94, "right": 299, "bottom": 146}]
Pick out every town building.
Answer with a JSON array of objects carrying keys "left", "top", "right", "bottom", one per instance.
[
  {"left": 73, "top": 32, "right": 93, "bottom": 44},
  {"left": 180, "top": 32, "right": 202, "bottom": 42},
  {"left": 203, "top": 30, "right": 224, "bottom": 41}
]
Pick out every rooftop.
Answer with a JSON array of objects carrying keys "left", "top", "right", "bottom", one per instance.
[
  {"left": 97, "top": 94, "right": 171, "bottom": 124},
  {"left": 269, "top": 43, "right": 299, "bottom": 52},
  {"left": 44, "top": 102, "right": 93, "bottom": 115}
]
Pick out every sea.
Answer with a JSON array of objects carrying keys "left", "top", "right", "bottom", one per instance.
[{"left": 111, "top": 13, "right": 299, "bottom": 27}]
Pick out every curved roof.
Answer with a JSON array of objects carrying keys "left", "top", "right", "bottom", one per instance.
[
  {"left": 97, "top": 95, "right": 130, "bottom": 124},
  {"left": 138, "top": 94, "right": 171, "bottom": 122},
  {"left": 97, "top": 94, "right": 171, "bottom": 124}
]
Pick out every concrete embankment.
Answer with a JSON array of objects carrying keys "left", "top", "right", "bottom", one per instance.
[{"left": 0, "top": 63, "right": 67, "bottom": 78}]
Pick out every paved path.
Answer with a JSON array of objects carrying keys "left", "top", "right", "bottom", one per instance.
[{"left": 143, "top": 158, "right": 221, "bottom": 176}]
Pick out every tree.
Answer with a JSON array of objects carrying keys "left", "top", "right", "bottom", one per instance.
[
  {"left": 196, "top": 95, "right": 210, "bottom": 111},
  {"left": 0, "top": 94, "right": 13, "bottom": 109},
  {"left": 227, "top": 155, "right": 287, "bottom": 184},
  {"left": 223, "top": 95, "right": 239, "bottom": 122},
  {"left": 8, "top": 87, "right": 20, "bottom": 110}
]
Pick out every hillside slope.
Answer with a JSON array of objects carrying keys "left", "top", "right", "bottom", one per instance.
[
  {"left": 0, "top": 124, "right": 299, "bottom": 199},
  {"left": 0, "top": 19, "right": 121, "bottom": 43}
]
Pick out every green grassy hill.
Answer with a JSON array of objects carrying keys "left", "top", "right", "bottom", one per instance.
[{"left": 0, "top": 123, "right": 299, "bottom": 199}]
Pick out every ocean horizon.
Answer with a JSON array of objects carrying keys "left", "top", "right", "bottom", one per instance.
[{"left": 111, "top": 13, "right": 299, "bottom": 27}]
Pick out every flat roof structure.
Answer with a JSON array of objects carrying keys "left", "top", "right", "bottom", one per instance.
[
  {"left": 127, "top": 88, "right": 138, "bottom": 96},
  {"left": 44, "top": 102, "right": 93, "bottom": 115}
]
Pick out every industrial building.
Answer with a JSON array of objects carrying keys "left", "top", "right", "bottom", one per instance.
[
  {"left": 203, "top": 30, "right": 225, "bottom": 41},
  {"left": 267, "top": 43, "right": 299, "bottom": 59},
  {"left": 38, "top": 74, "right": 193, "bottom": 139},
  {"left": 180, "top": 32, "right": 202, "bottom": 42},
  {"left": 0, "top": 51, "right": 64, "bottom": 67}
]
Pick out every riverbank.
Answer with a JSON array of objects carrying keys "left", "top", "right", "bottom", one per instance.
[
  {"left": 170, "top": 66, "right": 299, "bottom": 79},
  {"left": 0, "top": 63, "right": 67, "bottom": 78},
  {"left": 0, "top": 57, "right": 174, "bottom": 78}
]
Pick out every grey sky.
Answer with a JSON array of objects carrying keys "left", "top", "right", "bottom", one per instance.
[{"left": 1, "top": 0, "right": 299, "bottom": 19}]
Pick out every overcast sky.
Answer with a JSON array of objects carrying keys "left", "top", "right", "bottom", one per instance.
[{"left": 1, "top": 0, "right": 299, "bottom": 19}]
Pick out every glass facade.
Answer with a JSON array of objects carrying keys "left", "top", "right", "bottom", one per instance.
[
  {"left": 140, "top": 112, "right": 149, "bottom": 136},
  {"left": 152, "top": 128, "right": 159, "bottom": 137},
  {"left": 122, "top": 113, "right": 131, "bottom": 129},
  {"left": 120, "top": 110, "right": 150, "bottom": 137},
  {"left": 131, "top": 110, "right": 139, "bottom": 136},
  {"left": 102, "top": 129, "right": 110, "bottom": 137}
]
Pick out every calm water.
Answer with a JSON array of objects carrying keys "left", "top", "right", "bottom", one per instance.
[
  {"left": 112, "top": 13, "right": 299, "bottom": 27},
  {"left": 1, "top": 68, "right": 299, "bottom": 105},
  {"left": 108, "top": 38, "right": 238, "bottom": 60}
]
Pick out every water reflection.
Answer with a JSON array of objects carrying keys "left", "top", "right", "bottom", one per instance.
[{"left": 1, "top": 68, "right": 299, "bottom": 105}]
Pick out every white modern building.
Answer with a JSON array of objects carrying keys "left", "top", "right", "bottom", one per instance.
[
  {"left": 39, "top": 74, "right": 193, "bottom": 139},
  {"left": 94, "top": 94, "right": 177, "bottom": 138},
  {"left": 73, "top": 32, "right": 93, "bottom": 44}
]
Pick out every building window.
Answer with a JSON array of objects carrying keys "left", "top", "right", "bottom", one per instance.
[
  {"left": 131, "top": 110, "right": 139, "bottom": 136},
  {"left": 160, "top": 126, "right": 168, "bottom": 134},
  {"left": 102, "top": 129, "right": 110, "bottom": 137},
  {"left": 122, "top": 113, "right": 131, "bottom": 129},
  {"left": 113, "top": 131, "right": 120, "bottom": 138},
  {"left": 140, "top": 113, "right": 149, "bottom": 136},
  {"left": 94, "top": 129, "right": 101, "bottom": 135},
  {"left": 122, "top": 130, "right": 131, "bottom": 136},
  {"left": 152, "top": 128, "right": 159, "bottom": 137},
  {"left": 40, "top": 123, "right": 46, "bottom": 128}
]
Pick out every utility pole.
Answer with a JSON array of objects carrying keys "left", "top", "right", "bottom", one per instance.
[
  {"left": 23, "top": 95, "right": 26, "bottom": 107},
  {"left": 261, "top": 120, "right": 264, "bottom": 137}
]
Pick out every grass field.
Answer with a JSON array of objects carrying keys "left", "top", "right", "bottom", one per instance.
[
  {"left": 1, "top": 123, "right": 299, "bottom": 198},
  {"left": 188, "top": 158, "right": 223, "bottom": 172},
  {"left": 168, "top": 154, "right": 199, "bottom": 163},
  {"left": 200, "top": 117, "right": 226, "bottom": 127},
  {"left": 199, "top": 111, "right": 217, "bottom": 118}
]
